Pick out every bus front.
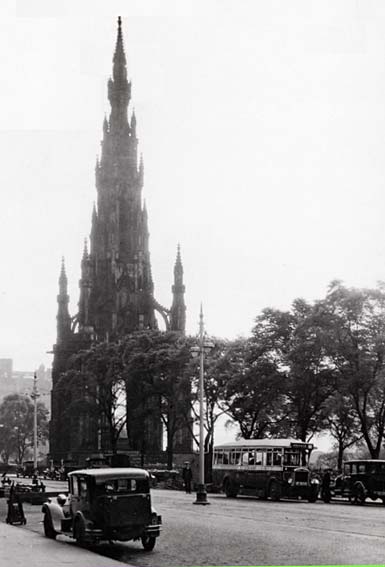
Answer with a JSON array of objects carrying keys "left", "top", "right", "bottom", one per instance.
[{"left": 283, "top": 442, "right": 318, "bottom": 502}]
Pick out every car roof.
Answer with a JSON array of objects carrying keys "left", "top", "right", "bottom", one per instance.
[
  {"left": 68, "top": 467, "right": 150, "bottom": 480},
  {"left": 344, "top": 460, "right": 385, "bottom": 464},
  {"left": 214, "top": 439, "right": 314, "bottom": 449}
]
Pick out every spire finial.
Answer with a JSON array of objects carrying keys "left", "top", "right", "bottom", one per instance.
[
  {"left": 114, "top": 16, "right": 126, "bottom": 64},
  {"left": 82, "top": 238, "right": 88, "bottom": 259},
  {"left": 131, "top": 109, "right": 137, "bottom": 132},
  {"left": 59, "top": 257, "right": 68, "bottom": 292}
]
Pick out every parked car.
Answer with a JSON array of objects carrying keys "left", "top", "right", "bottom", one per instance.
[
  {"left": 335, "top": 460, "right": 385, "bottom": 505},
  {"left": 21, "top": 461, "right": 35, "bottom": 478},
  {"left": 42, "top": 467, "right": 162, "bottom": 549}
]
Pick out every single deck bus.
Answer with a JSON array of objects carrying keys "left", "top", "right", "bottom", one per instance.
[{"left": 212, "top": 439, "right": 319, "bottom": 502}]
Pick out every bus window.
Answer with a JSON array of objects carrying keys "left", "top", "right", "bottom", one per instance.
[
  {"left": 255, "top": 449, "right": 263, "bottom": 465},
  {"left": 230, "top": 451, "right": 241, "bottom": 465},
  {"left": 248, "top": 450, "right": 256, "bottom": 465},
  {"left": 223, "top": 451, "right": 230, "bottom": 465},
  {"left": 266, "top": 450, "right": 272, "bottom": 466},
  {"left": 214, "top": 451, "right": 223, "bottom": 465},
  {"left": 241, "top": 450, "right": 255, "bottom": 466},
  {"left": 273, "top": 449, "right": 282, "bottom": 466}
]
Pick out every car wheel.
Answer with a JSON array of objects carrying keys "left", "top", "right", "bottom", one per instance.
[
  {"left": 308, "top": 488, "right": 319, "bottom": 503},
  {"left": 141, "top": 535, "right": 156, "bottom": 551},
  {"left": 224, "top": 480, "right": 238, "bottom": 498},
  {"left": 269, "top": 481, "right": 281, "bottom": 502},
  {"left": 74, "top": 519, "right": 86, "bottom": 547},
  {"left": 43, "top": 512, "right": 57, "bottom": 539}
]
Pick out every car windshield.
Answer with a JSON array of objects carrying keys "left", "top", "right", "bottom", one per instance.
[{"left": 95, "top": 477, "right": 149, "bottom": 495}]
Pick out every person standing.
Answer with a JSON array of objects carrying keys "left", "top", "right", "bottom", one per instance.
[
  {"left": 321, "top": 469, "right": 332, "bottom": 503},
  {"left": 182, "top": 462, "right": 193, "bottom": 494}
]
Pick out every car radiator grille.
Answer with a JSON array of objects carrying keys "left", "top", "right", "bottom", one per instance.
[{"left": 294, "top": 471, "right": 309, "bottom": 484}]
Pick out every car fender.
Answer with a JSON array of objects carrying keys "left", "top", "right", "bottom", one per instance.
[
  {"left": 73, "top": 510, "right": 93, "bottom": 532},
  {"left": 42, "top": 501, "right": 65, "bottom": 533}
]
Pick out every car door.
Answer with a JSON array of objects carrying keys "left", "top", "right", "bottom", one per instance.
[{"left": 69, "top": 475, "right": 81, "bottom": 516}]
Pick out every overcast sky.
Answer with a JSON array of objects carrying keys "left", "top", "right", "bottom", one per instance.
[{"left": 1, "top": 0, "right": 385, "bottom": 376}]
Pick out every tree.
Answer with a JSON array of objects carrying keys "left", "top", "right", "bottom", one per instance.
[
  {"left": 217, "top": 338, "right": 287, "bottom": 439},
  {"left": 323, "top": 281, "right": 385, "bottom": 458},
  {"left": 250, "top": 300, "right": 337, "bottom": 441},
  {"left": 58, "top": 342, "right": 127, "bottom": 455},
  {"left": 323, "top": 392, "right": 362, "bottom": 470},
  {"left": 0, "top": 393, "right": 49, "bottom": 464},
  {"left": 121, "top": 331, "right": 193, "bottom": 469}
]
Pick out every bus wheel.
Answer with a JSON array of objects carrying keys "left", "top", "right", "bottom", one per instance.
[
  {"left": 269, "top": 481, "right": 281, "bottom": 502},
  {"left": 224, "top": 480, "right": 238, "bottom": 498}
]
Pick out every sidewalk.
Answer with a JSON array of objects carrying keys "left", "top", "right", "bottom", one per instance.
[{"left": 0, "top": 522, "right": 127, "bottom": 567}]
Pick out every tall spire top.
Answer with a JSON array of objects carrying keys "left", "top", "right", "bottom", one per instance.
[
  {"left": 113, "top": 16, "right": 127, "bottom": 80},
  {"left": 108, "top": 16, "right": 131, "bottom": 130}
]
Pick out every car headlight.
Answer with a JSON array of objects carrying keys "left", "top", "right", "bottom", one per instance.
[
  {"left": 287, "top": 478, "right": 293, "bottom": 485},
  {"left": 311, "top": 478, "right": 320, "bottom": 485}
]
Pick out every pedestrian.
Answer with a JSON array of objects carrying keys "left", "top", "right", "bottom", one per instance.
[
  {"left": 321, "top": 469, "right": 332, "bottom": 503},
  {"left": 182, "top": 461, "right": 193, "bottom": 494}
]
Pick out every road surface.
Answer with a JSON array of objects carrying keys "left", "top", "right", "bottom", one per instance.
[{"left": 1, "top": 484, "right": 385, "bottom": 566}]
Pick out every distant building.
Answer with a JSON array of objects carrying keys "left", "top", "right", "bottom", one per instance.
[
  {"left": 50, "top": 18, "right": 189, "bottom": 466},
  {"left": 0, "top": 360, "right": 51, "bottom": 412}
]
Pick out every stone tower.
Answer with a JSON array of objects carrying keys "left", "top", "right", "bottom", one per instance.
[{"left": 50, "top": 18, "right": 188, "bottom": 465}]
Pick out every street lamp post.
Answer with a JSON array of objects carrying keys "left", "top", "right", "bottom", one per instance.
[
  {"left": 30, "top": 373, "right": 40, "bottom": 471},
  {"left": 191, "top": 305, "right": 214, "bottom": 505}
]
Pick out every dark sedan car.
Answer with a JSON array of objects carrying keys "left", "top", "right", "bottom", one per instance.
[
  {"left": 42, "top": 467, "right": 162, "bottom": 549},
  {"left": 336, "top": 460, "right": 385, "bottom": 505}
]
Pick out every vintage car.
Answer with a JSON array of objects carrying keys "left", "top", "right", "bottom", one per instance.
[
  {"left": 336, "top": 460, "right": 385, "bottom": 505},
  {"left": 42, "top": 467, "right": 162, "bottom": 549}
]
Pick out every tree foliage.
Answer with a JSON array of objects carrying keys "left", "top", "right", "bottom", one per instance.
[
  {"left": 217, "top": 337, "right": 286, "bottom": 439},
  {"left": 0, "top": 393, "right": 49, "bottom": 464},
  {"left": 322, "top": 281, "right": 385, "bottom": 458}
]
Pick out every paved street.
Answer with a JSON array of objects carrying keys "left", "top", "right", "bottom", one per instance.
[{"left": 1, "top": 484, "right": 385, "bottom": 566}]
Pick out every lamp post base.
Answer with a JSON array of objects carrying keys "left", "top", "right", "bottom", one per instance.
[{"left": 193, "top": 484, "right": 210, "bottom": 505}]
